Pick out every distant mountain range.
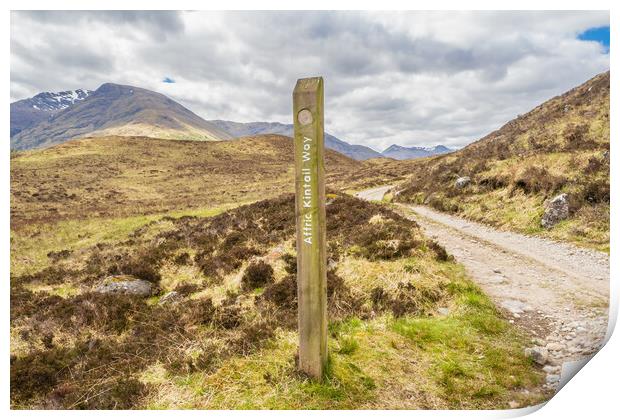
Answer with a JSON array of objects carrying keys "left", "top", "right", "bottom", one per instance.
[
  {"left": 10, "top": 84, "right": 451, "bottom": 160},
  {"left": 208, "top": 120, "right": 385, "bottom": 160},
  {"left": 381, "top": 144, "right": 452, "bottom": 160}
]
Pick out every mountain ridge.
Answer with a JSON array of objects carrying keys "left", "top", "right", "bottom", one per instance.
[
  {"left": 208, "top": 120, "right": 383, "bottom": 161},
  {"left": 10, "top": 83, "right": 232, "bottom": 150},
  {"left": 10, "top": 89, "right": 92, "bottom": 137},
  {"left": 382, "top": 143, "right": 453, "bottom": 160},
  {"left": 11, "top": 84, "right": 451, "bottom": 161}
]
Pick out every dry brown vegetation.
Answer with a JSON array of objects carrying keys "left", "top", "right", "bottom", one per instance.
[
  {"left": 10, "top": 181, "right": 551, "bottom": 410},
  {"left": 10, "top": 134, "right": 410, "bottom": 228},
  {"left": 11, "top": 193, "right": 487, "bottom": 409},
  {"left": 395, "top": 71, "right": 610, "bottom": 251},
  {"left": 10, "top": 135, "right": 333, "bottom": 226}
]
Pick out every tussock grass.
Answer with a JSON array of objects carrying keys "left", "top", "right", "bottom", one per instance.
[
  {"left": 11, "top": 194, "right": 547, "bottom": 409},
  {"left": 396, "top": 72, "right": 609, "bottom": 252},
  {"left": 10, "top": 135, "right": 364, "bottom": 228}
]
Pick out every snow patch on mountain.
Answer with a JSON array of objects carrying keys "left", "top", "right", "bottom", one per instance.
[{"left": 27, "top": 89, "right": 93, "bottom": 112}]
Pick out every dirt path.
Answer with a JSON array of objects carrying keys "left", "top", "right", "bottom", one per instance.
[
  {"left": 355, "top": 185, "right": 393, "bottom": 201},
  {"left": 356, "top": 187, "right": 610, "bottom": 391}
]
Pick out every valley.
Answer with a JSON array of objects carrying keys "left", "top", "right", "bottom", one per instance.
[{"left": 9, "top": 71, "right": 610, "bottom": 410}]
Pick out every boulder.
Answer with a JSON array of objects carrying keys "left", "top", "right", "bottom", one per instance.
[
  {"left": 95, "top": 275, "right": 154, "bottom": 297},
  {"left": 541, "top": 193, "right": 570, "bottom": 228},
  {"left": 525, "top": 346, "right": 548, "bottom": 365},
  {"left": 455, "top": 176, "right": 471, "bottom": 189}
]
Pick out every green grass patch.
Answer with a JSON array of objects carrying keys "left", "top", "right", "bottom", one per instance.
[
  {"left": 390, "top": 278, "right": 543, "bottom": 408},
  {"left": 10, "top": 204, "right": 237, "bottom": 277}
]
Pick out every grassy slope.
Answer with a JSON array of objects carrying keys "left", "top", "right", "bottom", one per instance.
[
  {"left": 10, "top": 134, "right": 363, "bottom": 228},
  {"left": 10, "top": 194, "right": 547, "bottom": 409},
  {"left": 396, "top": 71, "right": 610, "bottom": 252}
]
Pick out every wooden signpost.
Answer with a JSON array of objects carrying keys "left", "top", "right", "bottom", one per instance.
[{"left": 293, "top": 77, "right": 328, "bottom": 380}]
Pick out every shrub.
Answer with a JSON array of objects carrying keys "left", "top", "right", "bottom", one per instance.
[
  {"left": 563, "top": 123, "right": 596, "bottom": 151},
  {"left": 581, "top": 179, "right": 610, "bottom": 204},
  {"left": 263, "top": 275, "right": 297, "bottom": 311},
  {"left": 428, "top": 241, "right": 451, "bottom": 262},
  {"left": 241, "top": 261, "right": 274, "bottom": 291},
  {"left": 281, "top": 253, "right": 297, "bottom": 274},
  {"left": 513, "top": 166, "right": 566, "bottom": 195}
]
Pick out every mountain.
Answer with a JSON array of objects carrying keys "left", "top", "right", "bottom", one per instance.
[
  {"left": 10, "top": 89, "right": 92, "bottom": 137},
  {"left": 10, "top": 85, "right": 438, "bottom": 161},
  {"left": 209, "top": 120, "right": 383, "bottom": 160},
  {"left": 10, "top": 83, "right": 232, "bottom": 150},
  {"left": 381, "top": 144, "right": 452, "bottom": 160},
  {"left": 396, "top": 70, "right": 610, "bottom": 251}
]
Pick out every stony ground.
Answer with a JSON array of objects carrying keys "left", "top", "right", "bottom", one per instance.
[{"left": 357, "top": 187, "right": 610, "bottom": 393}]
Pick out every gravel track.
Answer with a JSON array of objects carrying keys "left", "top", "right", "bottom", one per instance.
[{"left": 356, "top": 186, "right": 610, "bottom": 391}]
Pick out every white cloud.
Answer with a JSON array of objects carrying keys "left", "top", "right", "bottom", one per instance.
[{"left": 10, "top": 10, "right": 609, "bottom": 151}]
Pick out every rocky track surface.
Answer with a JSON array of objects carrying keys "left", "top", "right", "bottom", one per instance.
[{"left": 356, "top": 187, "right": 610, "bottom": 392}]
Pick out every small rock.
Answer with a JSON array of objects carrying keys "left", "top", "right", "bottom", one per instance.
[
  {"left": 493, "top": 269, "right": 502, "bottom": 274},
  {"left": 546, "top": 342, "right": 563, "bottom": 351},
  {"left": 501, "top": 299, "right": 531, "bottom": 314},
  {"left": 87, "top": 338, "right": 100, "bottom": 352},
  {"left": 509, "top": 401, "right": 519, "bottom": 409},
  {"left": 541, "top": 193, "right": 570, "bottom": 229},
  {"left": 159, "top": 291, "right": 181, "bottom": 305},
  {"left": 543, "top": 365, "right": 560, "bottom": 374},
  {"left": 488, "top": 275, "right": 508, "bottom": 284},
  {"left": 437, "top": 307, "right": 450, "bottom": 316},
  {"left": 546, "top": 374, "right": 560, "bottom": 384},
  {"left": 525, "top": 346, "right": 548, "bottom": 365},
  {"left": 454, "top": 176, "right": 471, "bottom": 189},
  {"left": 94, "top": 275, "right": 154, "bottom": 297},
  {"left": 368, "top": 214, "right": 387, "bottom": 225}
]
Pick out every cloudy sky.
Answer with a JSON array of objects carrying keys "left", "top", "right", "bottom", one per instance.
[{"left": 10, "top": 11, "right": 609, "bottom": 151}]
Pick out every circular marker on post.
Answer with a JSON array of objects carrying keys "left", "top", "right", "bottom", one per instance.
[{"left": 297, "top": 108, "right": 313, "bottom": 126}]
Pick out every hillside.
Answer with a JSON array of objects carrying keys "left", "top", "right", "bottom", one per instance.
[
  {"left": 395, "top": 71, "right": 610, "bottom": 251},
  {"left": 209, "top": 120, "right": 383, "bottom": 160},
  {"left": 382, "top": 144, "right": 452, "bottom": 160},
  {"left": 10, "top": 190, "right": 546, "bottom": 409},
  {"left": 10, "top": 89, "right": 92, "bottom": 137},
  {"left": 10, "top": 83, "right": 232, "bottom": 150},
  {"left": 10, "top": 134, "right": 365, "bottom": 227}
]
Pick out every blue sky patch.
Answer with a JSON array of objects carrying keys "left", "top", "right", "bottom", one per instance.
[
  {"left": 578, "top": 26, "right": 610, "bottom": 53},
  {"left": 162, "top": 77, "right": 176, "bottom": 83}
]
